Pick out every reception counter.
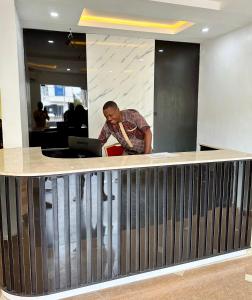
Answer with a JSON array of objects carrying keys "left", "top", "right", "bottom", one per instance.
[{"left": 0, "top": 148, "right": 252, "bottom": 298}]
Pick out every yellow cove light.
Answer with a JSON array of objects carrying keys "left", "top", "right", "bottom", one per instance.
[{"left": 79, "top": 9, "right": 194, "bottom": 34}]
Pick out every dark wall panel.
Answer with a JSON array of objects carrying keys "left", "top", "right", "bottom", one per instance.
[{"left": 154, "top": 40, "right": 200, "bottom": 152}]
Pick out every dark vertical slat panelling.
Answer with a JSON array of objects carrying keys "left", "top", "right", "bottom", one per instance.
[
  {"left": 198, "top": 164, "right": 208, "bottom": 258},
  {"left": 45, "top": 178, "right": 53, "bottom": 291},
  {"left": 157, "top": 168, "right": 163, "bottom": 267},
  {"left": 219, "top": 163, "right": 228, "bottom": 252},
  {"left": 117, "top": 170, "right": 122, "bottom": 276},
  {"left": 107, "top": 171, "right": 113, "bottom": 278},
  {"left": 32, "top": 177, "right": 44, "bottom": 294},
  {"left": 38, "top": 177, "right": 48, "bottom": 293},
  {"left": 8, "top": 177, "right": 21, "bottom": 292},
  {"left": 205, "top": 164, "right": 215, "bottom": 256},
  {"left": 0, "top": 176, "right": 7, "bottom": 287},
  {"left": 153, "top": 168, "right": 158, "bottom": 267},
  {"left": 130, "top": 170, "right": 136, "bottom": 273},
  {"left": 19, "top": 178, "right": 32, "bottom": 294},
  {"left": 52, "top": 178, "right": 60, "bottom": 290},
  {"left": 213, "top": 163, "right": 222, "bottom": 254},
  {"left": 187, "top": 165, "right": 193, "bottom": 260},
  {"left": 231, "top": 162, "right": 239, "bottom": 249},
  {"left": 80, "top": 174, "right": 87, "bottom": 285},
  {"left": 162, "top": 167, "right": 168, "bottom": 266},
  {"left": 195, "top": 165, "right": 202, "bottom": 259},
  {"left": 1, "top": 177, "right": 11, "bottom": 291},
  {"left": 85, "top": 173, "right": 92, "bottom": 283},
  {"left": 245, "top": 161, "right": 252, "bottom": 246},
  {"left": 174, "top": 166, "right": 184, "bottom": 263},
  {"left": 210, "top": 163, "right": 217, "bottom": 255},
  {"left": 204, "top": 164, "right": 211, "bottom": 256},
  {"left": 135, "top": 169, "right": 140, "bottom": 272},
  {"left": 240, "top": 161, "right": 251, "bottom": 248},
  {"left": 28, "top": 178, "right": 37, "bottom": 293},
  {"left": 119, "top": 170, "right": 126, "bottom": 275},
  {"left": 166, "top": 167, "right": 176, "bottom": 265},
  {"left": 126, "top": 170, "right": 131, "bottom": 274},
  {"left": 182, "top": 166, "right": 189, "bottom": 261},
  {"left": 227, "top": 162, "right": 235, "bottom": 251},
  {"left": 75, "top": 175, "right": 81, "bottom": 285},
  {"left": 96, "top": 172, "right": 102, "bottom": 281},
  {"left": 148, "top": 169, "right": 154, "bottom": 268},
  {"left": 144, "top": 169, "right": 150, "bottom": 270},
  {"left": 1, "top": 157, "right": 252, "bottom": 297},
  {"left": 4, "top": 177, "right": 14, "bottom": 291},
  {"left": 191, "top": 165, "right": 200, "bottom": 259},
  {"left": 223, "top": 163, "right": 232, "bottom": 252},
  {"left": 180, "top": 167, "right": 185, "bottom": 262},
  {"left": 0, "top": 176, "right": 6, "bottom": 288},
  {"left": 139, "top": 169, "right": 145, "bottom": 271},
  {"left": 234, "top": 162, "right": 245, "bottom": 249},
  {"left": 63, "top": 175, "right": 71, "bottom": 288}
]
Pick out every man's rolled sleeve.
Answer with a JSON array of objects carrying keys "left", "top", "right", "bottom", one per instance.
[{"left": 133, "top": 111, "right": 150, "bottom": 133}]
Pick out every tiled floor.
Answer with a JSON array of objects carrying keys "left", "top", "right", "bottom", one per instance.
[{"left": 65, "top": 255, "right": 252, "bottom": 300}]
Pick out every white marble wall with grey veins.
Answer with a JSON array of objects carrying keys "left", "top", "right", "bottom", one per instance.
[{"left": 86, "top": 34, "right": 155, "bottom": 145}]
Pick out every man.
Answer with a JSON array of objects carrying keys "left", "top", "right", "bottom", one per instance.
[
  {"left": 64, "top": 103, "right": 75, "bottom": 127},
  {"left": 33, "top": 101, "right": 50, "bottom": 129},
  {"left": 99, "top": 101, "right": 152, "bottom": 154}
]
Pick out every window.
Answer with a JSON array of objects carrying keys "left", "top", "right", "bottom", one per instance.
[{"left": 40, "top": 84, "right": 87, "bottom": 123}]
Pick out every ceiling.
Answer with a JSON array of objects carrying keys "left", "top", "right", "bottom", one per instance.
[
  {"left": 24, "top": 29, "right": 86, "bottom": 75},
  {"left": 15, "top": 0, "right": 252, "bottom": 43}
]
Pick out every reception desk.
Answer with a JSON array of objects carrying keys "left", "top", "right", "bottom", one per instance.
[{"left": 0, "top": 148, "right": 252, "bottom": 298}]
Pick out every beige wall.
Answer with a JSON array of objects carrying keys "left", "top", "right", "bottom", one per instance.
[
  {"left": 0, "top": 0, "right": 28, "bottom": 148},
  {"left": 0, "top": 91, "right": 2, "bottom": 118}
]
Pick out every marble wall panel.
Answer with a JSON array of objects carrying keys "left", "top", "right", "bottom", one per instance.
[{"left": 86, "top": 34, "right": 154, "bottom": 145}]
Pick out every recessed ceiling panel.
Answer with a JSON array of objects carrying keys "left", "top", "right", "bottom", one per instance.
[
  {"left": 78, "top": 9, "right": 194, "bottom": 34},
  {"left": 149, "top": 0, "right": 222, "bottom": 10}
]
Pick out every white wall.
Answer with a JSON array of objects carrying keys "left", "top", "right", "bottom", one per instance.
[
  {"left": 86, "top": 34, "right": 154, "bottom": 143},
  {"left": 198, "top": 24, "right": 252, "bottom": 153},
  {"left": 0, "top": 0, "right": 28, "bottom": 148}
]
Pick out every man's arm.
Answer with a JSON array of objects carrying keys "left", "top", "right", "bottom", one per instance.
[
  {"left": 44, "top": 110, "right": 50, "bottom": 121},
  {"left": 98, "top": 123, "right": 111, "bottom": 145},
  {"left": 132, "top": 110, "right": 152, "bottom": 154},
  {"left": 144, "top": 128, "right": 152, "bottom": 154}
]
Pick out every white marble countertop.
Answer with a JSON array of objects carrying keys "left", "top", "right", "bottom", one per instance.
[{"left": 0, "top": 147, "right": 251, "bottom": 176}]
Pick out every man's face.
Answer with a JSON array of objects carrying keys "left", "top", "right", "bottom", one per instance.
[{"left": 103, "top": 107, "right": 121, "bottom": 125}]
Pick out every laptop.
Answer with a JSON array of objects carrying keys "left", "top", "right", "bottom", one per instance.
[{"left": 68, "top": 136, "right": 102, "bottom": 157}]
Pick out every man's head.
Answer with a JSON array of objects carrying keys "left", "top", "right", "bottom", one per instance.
[
  {"left": 69, "top": 103, "right": 74, "bottom": 111},
  {"left": 37, "top": 101, "right": 43, "bottom": 110},
  {"left": 103, "top": 101, "right": 121, "bottom": 125}
]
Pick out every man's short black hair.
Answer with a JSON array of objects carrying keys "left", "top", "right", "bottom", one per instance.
[
  {"left": 37, "top": 101, "right": 43, "bottom": 110},
  {"left": 103, "top": 101, "right": 118, "bottom": 110}
]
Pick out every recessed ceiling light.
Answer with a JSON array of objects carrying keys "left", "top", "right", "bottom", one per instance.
[
  {"left": 109, "top": 70, "right": 113, "bottom": 73},
  {"left": 158, "top": 49, "right": 164, "bottom": 53},
  {"left": 48, "top": 40, "right": 54, "bottom": 44},
  {"left": 202, "top": 27, "right": 209, "bottom": 33},
  {"left": 67, "top": 68, "right": 71, "bottom": 71},
  {"left": 50, "top": 12, "right": 59, "bottom": 17}
]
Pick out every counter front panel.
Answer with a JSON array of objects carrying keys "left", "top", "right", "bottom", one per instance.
[{"left": 0, "top": 159, "right": 251, "bottom": 296}]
